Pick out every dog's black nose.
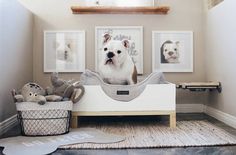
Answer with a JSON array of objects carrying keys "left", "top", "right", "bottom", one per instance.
[
  {"left": 168, "top": 51, "right": 174, "bottom": 56},
  {"left": 107, "top": 52, "right": 114, "bottom": 58}
]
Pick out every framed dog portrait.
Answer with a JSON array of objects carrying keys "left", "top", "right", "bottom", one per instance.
[
  {"left": 152, "top": 31, "right": 193, "bottom": 72},
  {"left": 95, "top": 26, "right": 143, "bottom": 74},
  {"left": 44, "top": 31, "right": 85, "bottom": 72}
]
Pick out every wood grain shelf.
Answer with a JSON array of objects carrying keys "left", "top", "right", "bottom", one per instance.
[
  {"left": 71, "top": 6, "right": 170, "bottom": 14},
  {"left": 177, "top": 82, "right": 222, "bottom": 93}
]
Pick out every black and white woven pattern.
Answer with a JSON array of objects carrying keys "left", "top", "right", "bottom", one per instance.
[
  {"left": 16, "top": 101, "right": 73, "bottom": 136},
  {"left": 18, "top": 110, "right": 71, "bottom": 136}
]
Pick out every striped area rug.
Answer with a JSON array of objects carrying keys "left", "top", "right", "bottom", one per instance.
[{"left": 62, "top": 121, "right": 236, "bottom": 149}]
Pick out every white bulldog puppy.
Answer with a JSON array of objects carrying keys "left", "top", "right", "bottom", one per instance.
[
  {"left": 98, "top": 33, "right": 137, "bottom": 85},
  {"left": 161, "top": 40, "right": 180, "bottom": 63}
]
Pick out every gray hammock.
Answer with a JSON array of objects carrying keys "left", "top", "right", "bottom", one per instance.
[{"left": 80, "top": 70, "right": 167, "bottom": 102}]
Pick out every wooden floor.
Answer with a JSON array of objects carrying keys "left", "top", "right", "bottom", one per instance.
[{"left": 1, "top": 113, "right": 236, "bottom": 155}]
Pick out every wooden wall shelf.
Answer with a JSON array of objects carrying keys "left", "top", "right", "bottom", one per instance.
[
  {"left": 177, "top": 82, "right": 222, "bottom": 93},
  {"left": 71, "top": 6, "right": 170, "bottom": 14}
]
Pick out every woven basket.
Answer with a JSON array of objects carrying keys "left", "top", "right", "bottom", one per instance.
[{"left": 16, "top": 101, "right": 73, "bottom": 136}]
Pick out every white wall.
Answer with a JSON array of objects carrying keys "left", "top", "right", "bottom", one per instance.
[
  {"left": 205, "top": 0, "right": 236, "bottom": 117},
  {"left": 6, "top": 0, "right": 235, "bottom": 119},
  {"left": 1, "top": 0, "right": 235, "bottom": 124},
  {"left": 19, "top": 0, "right": 206, "bottom": 106},
  {"left": 0, "top": 0, "right": 33, "bottom": 122}
]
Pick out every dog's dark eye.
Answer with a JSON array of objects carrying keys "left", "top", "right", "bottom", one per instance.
[
  {"left": 174, "top": 48, "right": 177, "bottom": 51},
  {"left": 165, "top": 49, "right": 168, "bottom": 52},
  {"left": 29, "top": 93, "right": 32, "bottom": 96},
  {"left": 117, "top": 50, "right": 122, "bottom": 54},
  {"left": 104, "top": 48, "right": 108, "bottom": 51}
]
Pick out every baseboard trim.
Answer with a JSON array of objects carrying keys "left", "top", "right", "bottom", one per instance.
[
  {"left": 204, "top": 105, "right": 236, "bottom": 129},
  {"left": 176, "top": 104, "right": 204, "bottom": 113},
  {"left": 0, "top": 114, "right": 18, "bottom": 135}
]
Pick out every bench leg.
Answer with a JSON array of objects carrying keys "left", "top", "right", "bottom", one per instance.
[
  {"left": 170, "top": 112, "right": 176, "bottom": 128},
  {"left": 71, "top": 115, "right": 78, "bottom": 128}
]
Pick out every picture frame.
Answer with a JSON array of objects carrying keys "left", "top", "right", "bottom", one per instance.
[
  {"left": 44, "top": 31, "right": 85, "bottom": 72},
  {"left": 152, "top": 31, "right": 193, "bottom": 72},
  {"left": 95, "top": 26, "right": 143, "bottom": 74}
]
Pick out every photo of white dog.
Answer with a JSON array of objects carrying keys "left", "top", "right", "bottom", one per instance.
[
  {"left": 160, "top": 40, "right": 180, "bottom": 63},
  {"left": 55, "top": 41, "right": 76, "bottom": 70},
  {"left": 98, "top": 33, "right": 137, "bottom": 85},
  {"left": 56, "top": 41, "right": 74, "bottom": 62}
]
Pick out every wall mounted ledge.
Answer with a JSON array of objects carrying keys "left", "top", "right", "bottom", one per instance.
[
  {"left": 71, "top": 6, "right": 170, "bottom": 14},
  {"left": 177, "top": 82, "right": 222, "bottom": 93}
]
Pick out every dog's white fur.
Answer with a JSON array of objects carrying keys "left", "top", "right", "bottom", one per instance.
[
  {"left": 55, "top": 41, "right": 77, "bottom": 69},
  {"left": 98, "top": 33, "right": 137, "bottom": 85},
  {"left": 161, "top": 41, "right": 180, "bottom": 63},
  {"left": 56, "top": 42, "right": 74, "bottom": 62}
]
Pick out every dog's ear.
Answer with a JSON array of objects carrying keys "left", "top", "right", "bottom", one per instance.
[
  {"left": 175, "top": 41, "right": 180, "bottom": 46},
  {"left": 122, "top": 39, "right": 130, "bottom": 49},
  {"left": 103, "top": 33, "right": 111, "bottom": 45},
  {"left": 160, "top": 42, "right": 167, "bottom": 63},
  {"left": 67, "top": 43, "right": 71, "bottom": 48},
  {"left": 65, "top": 39, "right": 73, "bottom": 48}
]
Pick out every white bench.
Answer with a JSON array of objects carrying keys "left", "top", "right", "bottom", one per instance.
[{"left": 72, "top": 82, "right": 176, "bottom": 128}]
